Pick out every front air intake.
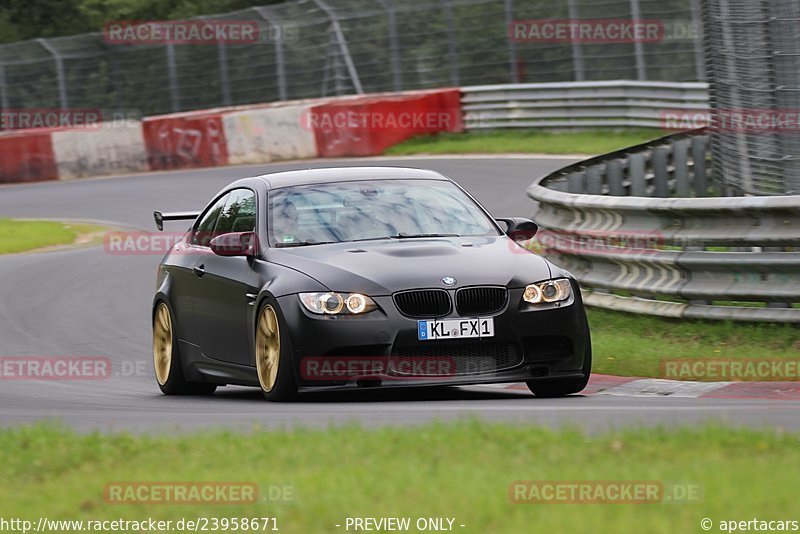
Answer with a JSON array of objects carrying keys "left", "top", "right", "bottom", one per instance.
[
  {"left": 393, "top": 289, "right": 451, "bottom": 318},
  {"left": 455, "top": 286, "right": 508, "bottom": 316}
]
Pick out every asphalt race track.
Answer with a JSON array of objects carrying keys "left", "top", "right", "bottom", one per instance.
[{"left": 1, "top": 156, "right": 799, "bottom": 433}]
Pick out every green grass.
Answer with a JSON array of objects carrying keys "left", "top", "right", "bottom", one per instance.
[
  {"left": 384, "top": 129, "right": 662, "bottom": 156},
  {"left": 0, "top": 422, "right": 797, "bottom": 533},
  {"left": 588, "top": 308, "right": 800, "bottom": 378},
  {"left": 0, "top": 218, "right": 105, "bottom": 255}
]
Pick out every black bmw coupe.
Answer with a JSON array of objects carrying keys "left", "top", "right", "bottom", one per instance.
[{"left": 152, "top": 167, "right": 591, "bottom": 401}]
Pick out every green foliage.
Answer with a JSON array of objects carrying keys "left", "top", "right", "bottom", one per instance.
[{"left": 0, "top": 0, "right": 285, "bottom": 43}]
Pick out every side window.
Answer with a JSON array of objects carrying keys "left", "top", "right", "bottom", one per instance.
[
  {"left": 191, "top": 193, "right": 229, "bottom": 246},
  {"left": 215, "top": 189, "right": 257, "bottom": 236}
]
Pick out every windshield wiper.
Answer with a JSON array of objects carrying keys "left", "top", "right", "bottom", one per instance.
[
  {"left": 275, "top": 240, "right": 337, "bottom": 247},
  {"left": 278, "top": 234, "right": 461, "bottom": 246},
  {"left": 389, "top": 233, "right": 461, "bottom": 239},
  {"left": 348, "top": 236, "right": 394, "bottom": 243}
]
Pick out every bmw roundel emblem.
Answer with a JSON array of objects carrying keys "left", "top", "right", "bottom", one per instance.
[{"left": 441, "top": 276, "right": 457, "bottom": 286}]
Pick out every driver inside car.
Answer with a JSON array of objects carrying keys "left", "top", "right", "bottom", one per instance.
[{"left": 272, "top": 200, "right": 301, "bottom": 244}]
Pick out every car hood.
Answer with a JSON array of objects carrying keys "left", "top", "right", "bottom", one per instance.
[{"left": 266, "top": 236, "right": 553, "bottom": 295}]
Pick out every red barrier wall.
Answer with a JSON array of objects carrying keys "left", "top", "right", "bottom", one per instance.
[
  {"left": 0, "top": 131, "right": 58, "bottom": 184},
  {"left": 1, "top": 90, "right": 465, "bottom": 184},
  {"left": 310, "top": 89, "right": 463, "bottom": 158},
  {"left": 143, "top": 111, "right": 228, "bottom": 170}
]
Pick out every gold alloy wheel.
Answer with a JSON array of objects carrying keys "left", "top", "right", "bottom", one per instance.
[
  {"left": 153, "top": 302, "right": 173, "bottom": 386},
  {"left": 256, "top": 305, "right": 281, "bottom": 392}
]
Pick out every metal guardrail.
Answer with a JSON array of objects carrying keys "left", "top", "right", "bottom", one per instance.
[
  {"left": 527, "top": 129, "right": 800, "bottom": 323},
  {"left": 463, "top": 81, "right": 709, "bottom": 130}
]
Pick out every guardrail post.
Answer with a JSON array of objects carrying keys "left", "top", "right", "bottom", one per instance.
[
  {"left": 629, "top": 153, "right": 647, "bottom": 196},
  {"left": 311, "top": 0, "right": 364, "bottom": 94},
  {"left": 652, "top": 147, "right": 670, "bottom": 197},
  {"left": 566, "top": 0, "right": 586, "bottom": 81},
  {"left": 217, "top": 42, "right": 232, "bottom": 107},
  {"left": 0, "top": 64, "right": 8, "bottom": 112},
  {"left": 607, "top": 160, "right": 625, "bottom": 196},
  {"left": 376, "top": 0, "right": 403, "bottom": 91},
  {"left": 628, "top": 0, "right": 647, "bottom": 80},
  {"left": 689, "top": 0, "right": 706, "bottom": 80},
  {"left": 503, "top": 0, "right": 520, "bottom": 83},
  {"left": 440, "top": 0, "right": 461, "bottom": 87},
  {"left": 198, "top": 15, "right": 232, "bottom": 107},
  {"left": 685, "top": 245, "right": 710, "bottom": 306},
  {"left": 107, "top": 54, "right": 126, "bottom": 111},
  {"left": 37, "top": 38, "right": 69, "bottom": 109},
  {"left": 673, "top": 139, "right": 690, "bottom": 197},
  {"left": 764, "top": 247, "right": 791, "bottom": 309},
  {"left": 691, "top": 135, "right": 707, "bottom": 196},
  {"left": 254, "top": 7, "right": 288, "bottom": 101},
  {"left": 165, "top": 43, "right": 180, "bottom": 112},
  {"left": 586, "top": 166, "right": 603, "bottom": 195},
  {"left": 567, "top": 172, "right": 586, "bottom": 193}
]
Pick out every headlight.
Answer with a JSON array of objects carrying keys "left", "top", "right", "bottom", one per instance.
[
  {"left": 523, "top": 279, "right": 572, "bottom": 304},
  {"left": 299, "top": 292, "right": 377, "bottom": 315}
]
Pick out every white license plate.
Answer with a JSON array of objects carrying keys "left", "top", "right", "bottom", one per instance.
[{"left": 417, "top": 317, "right": 494, "bottom": 341}]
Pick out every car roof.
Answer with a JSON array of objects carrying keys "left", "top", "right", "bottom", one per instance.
[{"left": 226, "top": 166, "right": 450, "bottom": 191}]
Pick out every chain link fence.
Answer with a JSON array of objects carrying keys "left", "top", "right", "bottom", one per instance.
[
  {"left": 704, "top": 0, "right": 800, "bottom": 196},
  {"left": 0, "top": 0, "right": 703, "bottom": 119}
]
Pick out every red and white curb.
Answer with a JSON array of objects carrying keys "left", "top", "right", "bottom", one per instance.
[{"left": 477, "top": 374, "right": 800, "bottom": 400}]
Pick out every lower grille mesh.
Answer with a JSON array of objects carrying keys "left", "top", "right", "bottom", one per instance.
[{"left": 390, "top": 342, "right": 522, "bottom": 376}]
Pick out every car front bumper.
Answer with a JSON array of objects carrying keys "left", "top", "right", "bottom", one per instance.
[{"left": 276, "top": 282, "right": 590, "bottom": 390}]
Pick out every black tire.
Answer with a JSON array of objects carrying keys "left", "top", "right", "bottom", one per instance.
[
  {"left": 153, "top": 301, "right": 217, "bottom": 396},
  {"left": 255, "top": 302, "right": 298, "bottom": 402},
  {"left": 527, "top": 329, "right": 592, "bottom": 398}
]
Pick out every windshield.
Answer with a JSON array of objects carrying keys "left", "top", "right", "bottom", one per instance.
[{"left": 268, "top": 179, "right": 500, "bottom": 247}]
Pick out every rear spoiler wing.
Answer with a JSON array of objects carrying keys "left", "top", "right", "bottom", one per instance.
[{"left": 154, "top": 211, "right": 200, "bottom": 231}]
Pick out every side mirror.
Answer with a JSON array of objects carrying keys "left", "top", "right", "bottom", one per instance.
[
  {"left": 209, "top": 232, "right": 258, "bottom": 257},
  {"left": 496, "top": 217, "right": 538, "bottom": 244}
]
